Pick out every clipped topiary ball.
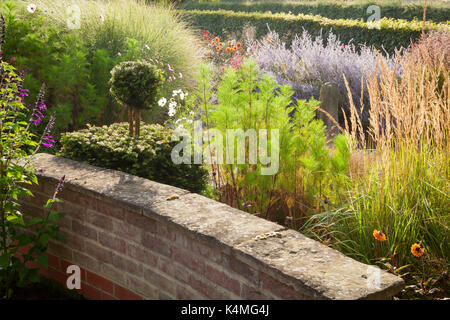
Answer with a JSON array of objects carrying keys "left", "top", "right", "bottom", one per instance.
[{"left": 109, "top": 60, "right": 164, "bottom": 110}]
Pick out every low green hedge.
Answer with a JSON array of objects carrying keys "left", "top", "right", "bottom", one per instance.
[
  {"left": 180, "top": 1, "right": 450, "bottom": 23},
  {"left": 58, "top": 123, "right": 209, "bottom": 194},
  {"left": 180, "top": 9, "right": 449, "bottom": 54}
]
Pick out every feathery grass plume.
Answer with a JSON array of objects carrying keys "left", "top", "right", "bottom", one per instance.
[
  {"left": 30, "top": 0, "right": 203, "bottom": 95},
  {"left": 303, "top": 30, "right": 449, "bottom": 269}
]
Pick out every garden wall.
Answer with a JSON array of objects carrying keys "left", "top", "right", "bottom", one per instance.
[{"left": 19, "top": 153, "right": 404, "bottom": 300}]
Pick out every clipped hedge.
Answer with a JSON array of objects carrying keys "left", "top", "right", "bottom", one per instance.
[
  {"left": 180, "top": 1, "right": 450, "bottom": 23},
  {"left": 58, "top": 123, "right": 209, "bottom": 194},
  {"left": 180, "top": 9, "right": 450, "bottom": 54}
]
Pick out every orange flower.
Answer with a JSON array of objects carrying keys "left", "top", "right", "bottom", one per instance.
[
  {"left": 226, "top": 47, "right": 231, "bottom": 53},
  {"left": 216, "top": 46, "right": 221, "bottom": 51},
  {"left": 236, "top": 42, "right": 241, "bottom": 48},
  {"left": 219, "top": 42, "right": 223, "bottom": 46},
  {"left": 267, "top": 35, "right": 272, "bottom": 41},
  {"left": 240, "top": 48, "right": 245, "bottom": 53},
  {"left": 233, "top": 46, "right": 237, "bottom": 51},
  {"left": 373, "top": 229, "right": 387, "bottom": 241},
  {"left": 214, "top": 37, "right": 219, "bottom": 42},
  {"left": 411, "top": 243, "right": 425, "bottom": 257},
  {"left": 211, "top": 40, "right": 215, "bottom": 45},
  {"left": 228, "top": 41, "right": 233, "bottom": 46}
]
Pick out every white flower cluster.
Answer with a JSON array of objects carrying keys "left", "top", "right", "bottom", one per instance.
[{"left": 157, "top": 89, "right": 188, "bottom": 117}]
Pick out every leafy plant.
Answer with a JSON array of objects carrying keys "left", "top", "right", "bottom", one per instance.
[
  {"left": 175, "top": 59, "right": 351, "bottom": 227},
  {"left": 0, "top": 26, "right": 65, "bottom": 298},
  {"left": 58, "top": 122, "right": 209, "bottom": 194}
]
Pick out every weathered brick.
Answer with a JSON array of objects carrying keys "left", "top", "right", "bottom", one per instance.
[
  {"left": 260, "top": 272, "right": 308, "bottom": 300},
  {"left": 171, "top": 246, "right": 205, "bottom": 274},
  {"left": 84, "top": 241, "right": 113, "bottom": 264},
  {"left": 126, "top": 275, "right": 158, "bottom": 299},
  {"left": 72, "top": 220, "right": 97, "bottom": 241},
  {"left": 157, "top": 256, "right": 190, "bottom": 284},
  {"left": 241, "top": 283, "right": 272, "bottom": 300},
  {"left": 101, "top": 264, "right": 126, "bottom": 286},
  {"left": 113, "top": 219, "right": 142, "bottom": 243},
  {"left": 59, "top": 190, "right": 96, "bottom": 210},
  {"left": 49, "top": 266, "right": 68, "bottom": 287},
  {"left": 176, "top": 284, "right": 206, "bottom": 300},
  {"left": 99, "top": 231, "right": 126, "bottom": 254},
  {"left": 127, "top": 243, "right": 158, "bottom": 267},
  {"left": 48, "top": 241, "right": 73, "bottom": 261},
  {"left": 204, "top": 264, "right": 241, "bottom": 296},
  {"left": 114, "top": 284, "right": 143, "bottom": 300},
  {"left": 80, "top": 282, "right": 103, "bottom": 300},
  {"left": 223, "top": 254, "right": 259, "bottom": 285},
  {"left": 55, "top": 201, "right": 86, "bottom": 221},
  {"left": 85, "top": 209, "right": 114, "bottom": 231},
  {"left": 112, "top": 253, "right": 143, "bottom": 277},
  {"left": 46, "top": 252, "right": 60, "bottom": 269},
  {"left": 97, "top": 200, "right": 124, "bottom": 220},
  {"left": 142, "top": 233, "right": 171, "bottom": 257},
  {"left": 73, "top": 251, "right": 102, "bottom": 274},
  {"left": 101, "top": 292, "right": 117, "bottom": 300},
  {"left": 143, "top": 267, "right": 176, "bottom": 296},
  {"left": 188, "top": 274, "right": 232, "bottom": 300},
  {"left": 125, "top": 211, "right": 157, "bottom": 233},
  {"left": 59, "top": 229, "right": 85, "bottom": 252},
  {"left": 86, "top": 270, "right": 114, "bottom": 294}
]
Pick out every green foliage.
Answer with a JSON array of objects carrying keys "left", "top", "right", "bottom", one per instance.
[
  {"left": 180, "top": 9, "right": 449, "bottom": 54},
  {"left": 1, "top": 0, "right": 201, "bottom": 134},
  {"left": 58, "top": 123, "right": 209, "bottom": 194},
  {"left": 176, "top": 60, "right": 350, "bottom": 225},
  {"left": 109, "top": 61, "right": 164, "bottom": 110},
  {"left": 0, "top": 60, "right": 65, "bottom": 299},
  {"left": 181, "top": 1, "right": 450, "bottom": 23}
]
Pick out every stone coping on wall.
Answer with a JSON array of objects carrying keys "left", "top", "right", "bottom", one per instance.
[{"left": 28, "top": 153, "right": 404, "bottom": 299}]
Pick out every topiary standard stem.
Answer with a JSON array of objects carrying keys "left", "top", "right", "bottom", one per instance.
[
  {"left": 134, "top": 109, "right": 141, "bottom": 136},
  {"left": 128, "top": 106, "right": 134, "bottom": 136}
]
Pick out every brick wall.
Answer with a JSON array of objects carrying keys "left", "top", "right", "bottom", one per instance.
[{"left": 18, "top": 153, "right": 404, "bottom": 300}]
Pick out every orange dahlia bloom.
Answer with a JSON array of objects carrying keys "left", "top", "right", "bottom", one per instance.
[
  {"left": 211, "top": 40, "right": 215, "bottom": 45},
  {"left": 219, "top": 42, "right": 224, "bottom": 46},
  {"left": 216, "top": 46, "right": 221, "bottom": 51},
  {"left": 373, "top": 229, "right": 387, "bottom": 241},
  {"left": 228, "top": 41, "right": 233, "bottom": 46},
  {"left": 411, "top": 243, "right": 425, "bottom": 257},
  {"left": 215, "top": 37, "right": 220, "bottom": 42},
  {"left": 236, "top": 42, "right": 241, "bottom": 48},
  {"left": 226, "top": 47, "right": 231, "bottom": 53},
  {"left": 233, "top": 46, "right": 237, "bottom": 51}
]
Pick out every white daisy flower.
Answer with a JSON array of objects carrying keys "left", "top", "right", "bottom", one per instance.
[{"left": 158, "top": 97, "right": 167, "bottom": 107}]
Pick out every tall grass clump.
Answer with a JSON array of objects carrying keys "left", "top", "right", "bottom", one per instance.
[
  {"left": 4, "top": 0, "right": 202, "bottom": 131},
  {"left": 302, "top": 31, "right": 449, "bottom": 278}
]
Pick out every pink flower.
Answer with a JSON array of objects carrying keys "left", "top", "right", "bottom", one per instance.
[
  {"left": 168, "top": 64, "right": 174, "bottom": 72},
  {"left": 27, "top": 4, "right": 36, "bottom": 14},
  {"left": 178, "top": 72, "right": 183, "bottom": 79},
  {"left": 117, "top": 52, "right": 122, "bottom": 57},
  {"left": 221, "top": 66, "right": 225, "bottom": 73},
  {"left": 10, "top": 56, "right": 15, "bottom": 62},
  {"left": 99, "top": 14, "right": 105, "bottom": 22}
]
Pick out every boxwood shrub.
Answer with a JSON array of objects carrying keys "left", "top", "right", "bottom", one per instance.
[
  {"left": 180, "top": 9, "right": 449, "bottom": 54},
  {"left": 58, "top": 123, "right": 209, "bottom": 194}
]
